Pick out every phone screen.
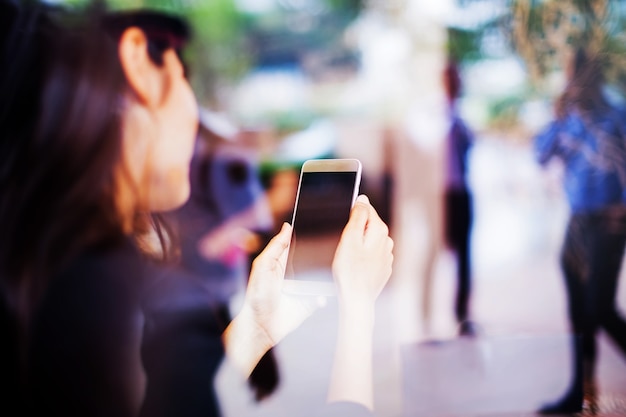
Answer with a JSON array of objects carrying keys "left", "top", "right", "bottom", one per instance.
[{"left": 285, "top": 171, "right": 358, "bottom": 282}]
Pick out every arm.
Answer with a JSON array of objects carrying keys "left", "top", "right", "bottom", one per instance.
[
  {"left": 534, "top": 121, "right": 562, "bottom": 166},
  {"left": 223, "top": 223, "right": 320, "bottom": 377},
  {"left": 222, "top": 300, "right": 274, "bottom": 378},
  {"left": 328, "top": 195, "right": 393, "bottom": 410},
  {"left": 328, "top": 303, "right": 376, "bottom": 409},
  {"left": 223, "top": 195, "right": 393, "bottom": 412},
  {"left": 221, "top": 223, "right": 289, "bottom": 377}
]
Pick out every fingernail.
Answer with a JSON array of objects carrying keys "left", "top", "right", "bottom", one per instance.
[{"left": 356, "top": 194, "right": 370, "bottom": 204}]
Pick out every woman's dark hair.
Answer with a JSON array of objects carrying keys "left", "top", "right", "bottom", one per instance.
[
  {"left": 0, "top": 1, "right": 190, "bottom": 327},
  {"left": 102, "top": 9, "right": 190, "bottom": 70},
  {"left": 555, "top": 48, "right": 609, "bottom": 119}
]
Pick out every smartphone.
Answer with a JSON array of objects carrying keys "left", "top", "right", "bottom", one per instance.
[{"left": 283, "top": 158, "right": 362, "bottom": 296}]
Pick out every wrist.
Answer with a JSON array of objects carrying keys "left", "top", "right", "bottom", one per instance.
[
  {"left": 240, "top": 302, "right": 275, "bottom": 345},
  {"left": 338, "top": 296, "right": 376, "bottom": 328},
  {"left": 329, "top": 297, "right": 376, "bottom": 410},
  {"left": 223, "top": 305, "right": 274, "bottom": 377}
]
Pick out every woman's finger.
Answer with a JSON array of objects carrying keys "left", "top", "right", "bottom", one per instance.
[
  {"left": 362, "top": 204, "right": 388, "bottom": 242},
  {"left": 254, "top": 223, "right": 291, "bottom": 267},
  {"left": 344, "top": 195, "right": 371, "bottom": 237}
]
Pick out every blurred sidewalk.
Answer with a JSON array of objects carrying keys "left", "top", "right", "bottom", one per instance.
[{"left": 215, "top": 137, "right": 626, "bottom": 416}]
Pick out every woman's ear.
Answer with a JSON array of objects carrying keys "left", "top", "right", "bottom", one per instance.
[{"left": 118, "top": 27, "right": 166, "bottom": 107}]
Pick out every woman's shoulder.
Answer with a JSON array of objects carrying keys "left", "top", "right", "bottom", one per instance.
[
  {"left": 37, "top": 239, "right": 146, "bottom": 325},
  {"left": 26, "top": 239, "right": 149, "bottom": 417},
  {"left": 56, "top": 238, "right": 144, "bottom": 288}
]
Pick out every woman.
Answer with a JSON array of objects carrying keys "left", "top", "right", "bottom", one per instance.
[{"left": 0, "top": 2, "right": 393, "bottom": 417}]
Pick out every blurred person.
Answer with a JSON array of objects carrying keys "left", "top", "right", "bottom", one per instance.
[
  {"left": 441, "top": 59, "right": 476, "bottom": 336},
  {"left": 0, "top": 2, "right": 394, "bottom": 417},
  {"left": 534, "top": 48, "right": 626, "bottom": 414},
  {"left": 169, "top": 113, "right": 279, "bottom": 402}
]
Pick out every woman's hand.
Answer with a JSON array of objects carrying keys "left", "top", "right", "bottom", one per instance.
[
  {"left": 223, "top": 223, "right": 321, "bottom": 376},
  {"left": 244, "top": 222, "right": 323, "bottom": 343},
  {"left": 224, "top": 194, "right": 393, "bottom": 381},
  {"left": 332, "top": 194, "right": 394, "bottom": 313},
  {"left": 328, "top": 194, "right": 394, "bottom": 410}
]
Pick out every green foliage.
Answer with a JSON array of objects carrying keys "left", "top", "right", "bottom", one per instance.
[
  {"left": 508, "top": 0, "right": 626, "bottom": 95},
  {"left": 488, "top": 94, "right": 526, "bottom": 129},
  {"left": 267, "top": 110, "right": 319, "bottom": 137},
  {"left": 447, "top": 27, "right": 484, "bottom": 62},
  {"left": 183, "top": 0, "right": 251, "bottom": 104},
  {"left": 57, "top": 0, "right": 362, "bottom": 107},
  {"left": 452, "top": 0, "right": 626, "bottom": 131}
]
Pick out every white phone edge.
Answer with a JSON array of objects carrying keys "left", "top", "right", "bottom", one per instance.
[{"left": 282, "top": 158, "right": 362, "bottom": 296}]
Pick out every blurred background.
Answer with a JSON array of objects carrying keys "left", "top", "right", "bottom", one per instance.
[{"left": 54, "top": 0, "right": 626, "bottom": 415}]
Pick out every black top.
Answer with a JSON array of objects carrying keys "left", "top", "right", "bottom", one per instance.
[
  {"left": 26, "top": 240, "right": 147, "bottom": 416},
  {"left": 0, "top": 240, "right": 224, "bottom": 417},
  {"left": 1, "top": 239, "right": 372, "bottom": 417}
]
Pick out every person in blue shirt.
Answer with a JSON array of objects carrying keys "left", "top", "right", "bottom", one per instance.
[
  {"left": 170, "top": 116, "right": 279, "bottom": 402},
  {"left": 442, "top": 59, "right": 476, "bottom": 336},
  {"left": 534, "top": 48, "right": 626, "bottom": 414}
]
